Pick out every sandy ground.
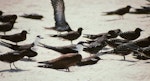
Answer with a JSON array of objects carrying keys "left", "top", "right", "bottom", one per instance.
[{"left": 0, "top": 0, "right": 150, "bottom": 81}]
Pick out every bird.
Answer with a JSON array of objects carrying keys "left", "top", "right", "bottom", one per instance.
[
  {"left": 38, "top": 53, "right": 82, "bottom": 72},
  {"left": 103, "top": 5, "right": 132, "bottom": 19},
  {"left": 130, "top": 6, "right": 150, "bottom": 14},
  {"left": 0, "top": 14, "right": 17, "bottom": 22},
  {"left": 0, "top": 35, "right": 43, "bottom": 59},
  {"left": 133, "top": 36, "right": 150, "bottom": 47},
  {"left": 20, "top": 13, "right": 43, "bottom": 20},
  {"left": 38, "top": 41, "right": 85, "bottom": 54},
  {"left": 0, "top": 20, "right": 16, "bottom": 35},
  {"left": 44, "top": 0, "right": 73, "bottom": 33},
  {"left": 98, "top": 42, "right": 140, "bottom": 60},
  {"left": 106, "top": 38, "right": 129, "bottom": 48},
  {"left": 0, "top": 49, "right": 35, "bottom": 69},
  {"left": 77, "top": 55, "right": 101, "bottom": 66},
  {"left": 0, "top": 30, "right": 28, "bottom": 45},
  {"left": 135, "top": 46, "right": 150, "bottom": 58},
  {"left": 119, "top": 28, "right": 143, "bottom": 41},
  {"left": 50, "top": 27, "right": 83, "bottom": 44},
  {"left": 83, "top": 29, "right": 121, "bottom": 40},
  {"left": 83, "top": 35, "right": 108, "bottom": 55},
  {"left": 0, "top": 11, "right": 3, "bottom": 16}
]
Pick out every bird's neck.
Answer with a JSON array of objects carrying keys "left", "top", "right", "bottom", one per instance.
[{"left": 33, "top": 37, "right": 40, "bottom": 46}]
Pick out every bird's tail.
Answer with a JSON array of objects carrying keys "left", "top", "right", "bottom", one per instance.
[
  {"left": 50, "top": 34, "right": 58, "bottom": 37},
  {"left": 0, "top": 41, "right": 13, "bottom": 49},
  {"left": 83, "top": 34, "right": 94, "bottom": 39},
  {"left": 44, "top": 26, "right": 55, "bottom": 30},
  {"left": 96, "top": 50, "right": 114, "bottom": 56},
  {"left": 102, "top": 11, "right": 115, "bottom": 15},
  {"left": 38, "top": 42, "right": 59, "bottom": 52},
  {"left": 38, "top": 64, "right": 52, "bottom": 68}
]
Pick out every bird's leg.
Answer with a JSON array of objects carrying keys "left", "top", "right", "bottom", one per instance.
[
  {"left": 66, "top": 68, "right": 70, "bottom": 72},
  {"left": 120, "top": 16, "right": 124, "bottom": 19},
  {"left": 123, "top": 55, "right": 126, "bottom": 61},
  {"left": 16, "top": 43, "right": 18, "bottom": 45},
  {"left": 10, "top": 63, "right": 13, "bottom": 70},
  {"left": 4, "top": 32, "right": 6, "bottom": 35},
  {"left": 71, "top": 41, "right": 73, "bottom": 44},
  {"left": 13, "top": 63, "right": 18, "bottom": 69}
]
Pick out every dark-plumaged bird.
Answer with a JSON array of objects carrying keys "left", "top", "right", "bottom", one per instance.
[
  {"left": 0, "top": 20, "right": 16, "bottom": 35},
  {"left": 0, "top": 49, "right": 35, "bottom": 69},
  {"left": 38, "top": 41, "right": 84, "bottom": 54},
  {"left": 0, "top": 14, "right": 17, "bottom": 22},
  {"left": 98, "top": 42, "right": 140, "bottom": 60},
  {"left": 44, "top": 0, "right": 73, "bottom": 33},
  {"left": 83, "top": 35, "right": 107, "bottom": 55},
  {"left": 20, "top": 13, "right": 43, "bottom": 20},
  {"left": 130, "top": 6, "right": 150, "bottom": 14},
  {"left": 133, "top": 36, "right": 150, "bottom": 47},
  {"left": 104, "top": 5, "right": 132, "bottom": 19},
  {"left": 50, "top": 27, "right": 83, "bottom": 44},
  {"left": 38, "top": 53, "right": 82, "bottom": 72},
  {"left": 0, "top": 30, "right": 28, "bottom": 45},
  {"left": 83, "top": 29, "right": 121, "bottom": 40},
  {"left": 0, "top": 35, "right": 43, "bottom": 59},
  {"left": 137, "top": 46, "right": 150, "bottom": 58},
  {"left": 119, "top": 28, "right": 143, "bottom": 41},
  {"left": 0, "top": 11, "right": 3, "bottom": 16},
  {"left": 77, "top": 55, "right": 101, "bottom": 66},
  {"left": 106, "top": 38, "right": 129, "bottom": 48}
]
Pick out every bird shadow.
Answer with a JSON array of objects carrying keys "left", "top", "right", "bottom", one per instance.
[
  {"left": 118, "top": 59, "right": 138, "bottom": 62},
  {"left": 20, "top": 58, "right": 36, "bottom": 62},
  {"left": 145, "top": 61, "right": 150, "bottom": 63},
  {"left": 0, "top": 68, "right": 28, "bottom": 73},
  {"left": 105, "top": 18, "right": 121, "bottom": 21}
]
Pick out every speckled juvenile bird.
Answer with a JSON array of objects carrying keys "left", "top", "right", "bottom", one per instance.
[
  {"left": 83, "top": 29, "right": 121, "bottom": 40},
  {"left": 106, "top": 38, "right": 129, "bottom": 48},
  {"left": 119, "top": 28, "right": 143, "bottom": 41},
  {"left": 0, "top": 20, "right": 16, "bottom": 35},
  {"left": 83, "top": 35, "right": 108, "bottom": 55},
  {"left": 133, "top": 36, "right": 150, "bottom": 47},
  {"left": 104, "top": 5, "right": 132, "bottom": 19},
  {"left": 50, "top": 27, "right": 83, "bottom": 44},
  {"left": 135, "top": 46, "right": 150, "bottom": 58},
  {"left": 38, "top": 53, "right": 82, "bottom": 72},
  {"left": 0, "top": 30, "right": 28, "bottom": 45},
  {"left": 44, "top": 0, "right": 73, "bottom": 33},
  {"left": 98, "top": 42, "right": 140, "bottom": 60}
]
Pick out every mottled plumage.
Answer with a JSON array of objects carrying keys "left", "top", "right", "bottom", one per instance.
[{"left": 119, "top": 28, "right": 143, "bottom": 41}]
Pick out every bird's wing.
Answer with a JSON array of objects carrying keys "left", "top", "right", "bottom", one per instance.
[{"left": 51, "top": 0, "right": 67, "bottom": 26}]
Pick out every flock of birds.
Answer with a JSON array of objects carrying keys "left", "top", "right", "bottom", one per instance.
[{"left": 0, "top": 0, "right": 150, "bottom": 72}]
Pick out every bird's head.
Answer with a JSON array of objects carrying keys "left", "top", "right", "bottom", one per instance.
[
  {"left": 135, "top": 28, "right": 143, "bottom": 32},
  {"left": 77, "top": 27, "right": 83, "bottom": 32}
]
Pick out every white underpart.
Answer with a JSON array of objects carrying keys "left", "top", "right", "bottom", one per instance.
[
  {"left": 31, "top": 36, "right": 42, "bottom": 52},
  {"left": 74, "top": 44, "right": 84, "bottom": 53}
]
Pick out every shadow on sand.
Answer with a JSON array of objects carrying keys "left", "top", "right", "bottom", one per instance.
[{"left": 0, "top": 68, "right": 28, "bottom": 73}]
